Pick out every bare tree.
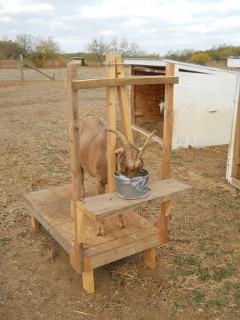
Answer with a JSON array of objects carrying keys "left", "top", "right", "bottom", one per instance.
[
  {"left": 87, "top": 37, "right": 110, "bottom": 64},
  {"left": 15, "top": 34, "right": 39, "bottom": 53},
  {"left": 109, "top": 37, "right": 145, "bottom": 57},
  {"left": 86, "top": 37, "right": 145, "bottom": 64}
]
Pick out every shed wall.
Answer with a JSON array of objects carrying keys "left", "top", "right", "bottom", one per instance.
[
  {"left": 173, "top": 68, "right": 237, "bottom": 148},
  {"left": 131, "top": 69, "right": 164, "bottom": 124}
]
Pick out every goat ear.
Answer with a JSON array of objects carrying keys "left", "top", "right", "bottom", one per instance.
[{"left": 115, "top": 148, "right": 124, "bottom": 155}]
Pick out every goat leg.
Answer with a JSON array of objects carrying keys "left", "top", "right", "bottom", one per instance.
[
  {"left": 117, "top": 214, "right": 126, "bottom": 229},
  {"left": 96, "top": 180, "right": 106, "bottom": 235},
  {"left": 81, "top": 166, "right": 85, "bottom": 198},
  {"left": 97, "top": 220, "right": 106, "bottom": 236}
]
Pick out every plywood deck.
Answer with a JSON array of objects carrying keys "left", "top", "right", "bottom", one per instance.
[
  {"left": 23, "top": 179, "right": 192, "bottom": 269},
  {"left": 23, "top": 183, "right": 161, "bottom": 268}
]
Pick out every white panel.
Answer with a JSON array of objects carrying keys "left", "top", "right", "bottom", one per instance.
[
  {"left": 227, "top": 58, "right": 240, "bottom": 68},
  {"left": 172, "top": 67, "right": 238, "bottom": 149}
]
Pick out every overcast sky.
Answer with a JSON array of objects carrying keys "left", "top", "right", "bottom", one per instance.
[{"left": 0, "top": 0, "right": 239, "bottom": 55}]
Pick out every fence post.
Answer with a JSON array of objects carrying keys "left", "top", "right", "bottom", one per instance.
[{"left": 19, "top": 54, "right": 24, "bottom": 81}]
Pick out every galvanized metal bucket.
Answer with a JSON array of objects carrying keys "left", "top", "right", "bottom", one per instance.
[{"left": 114, "top": 169, "right": 150, "bottom": 199}]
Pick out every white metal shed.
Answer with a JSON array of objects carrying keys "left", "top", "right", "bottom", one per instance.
[{"left": 124, "top": 58, "right": 239, "bottom": 149}]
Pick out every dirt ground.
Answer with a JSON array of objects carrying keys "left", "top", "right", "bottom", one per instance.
[{"left": 0, "top": 67, "right": 240, "bottom": 320}]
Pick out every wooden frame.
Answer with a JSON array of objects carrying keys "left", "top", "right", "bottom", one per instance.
[{"left": 23, "top": 53, "right": 193, "bottom": 293}]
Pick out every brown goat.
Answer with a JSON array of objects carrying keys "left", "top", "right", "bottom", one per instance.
[{"left": 80, "top": 116, "right": 155, "bottom": 235}]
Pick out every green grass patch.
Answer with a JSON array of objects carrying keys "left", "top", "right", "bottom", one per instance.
[
  {"left": 0, "top": 237, "right": 12, "bottom": 245},
  {"left": 201, "top": 172, "right": 213, "bottom": 178},
  {"left": 172, "top": 155, "right": 184, "bottom": 160},
  {"left": 171, "top": 161, "right": 183, "bottom": 166},
  {"left": 169, "top": 254, "right": 236, "bottom": 282},
  {"left": 193, "top": 290, "right": 206, "bottom": 303},
  {"left": 190, "top": 282, "right": 240, "bottom": 311},
  {"left": 196, "top": 188, "right": 240, "bottom": 211},
  {"left": 173, "top": 295, "right": 187, "bottom": 308},
  {"left": 0, "top": 237, "right": 13, "bottom": 254}
]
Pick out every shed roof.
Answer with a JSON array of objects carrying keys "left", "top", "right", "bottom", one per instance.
[{"left": 124, "top": 58, "right": 238, "bottom": 75}]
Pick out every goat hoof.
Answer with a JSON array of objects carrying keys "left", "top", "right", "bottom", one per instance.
[
  {"left": 97, "top": 228, "right": 105, "bottom": 236},
  {"left": 118, "top": 221, "right": 126, "bottom": 229},
  {"left": 97, "top": 221, "right": 105, "bottom": 236}
]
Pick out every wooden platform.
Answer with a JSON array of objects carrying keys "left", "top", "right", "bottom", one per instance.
[{"left": 23, "top": 179, "right": 192, "bottom": 270}]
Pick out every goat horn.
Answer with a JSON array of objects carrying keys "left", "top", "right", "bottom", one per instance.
[
  {"left": 138, "top": 130, "right": 157, "bottom": 159},
  {"left": 107, "top": 129, "right": 132, "bottom": 163},
  {"left": 107, "top": 129, "right": 129, "bottom": 149}
]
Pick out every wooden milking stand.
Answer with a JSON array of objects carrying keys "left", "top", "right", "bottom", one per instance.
[{"left": 24, "top": 53, "right": 192, "bottom": 293}]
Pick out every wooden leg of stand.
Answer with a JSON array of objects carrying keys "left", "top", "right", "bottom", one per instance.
[
  {"left": 82, "top": 269, "right": 94, "bottom": 293},
  {"left": 31, "top": 215, "right": 39, "bottom": 229},
  {"left": 144, "top": 247, "right": 156, "bottom": 269},
  {"left": 155, "top": 199, "right": 173, "bottom": 244}
]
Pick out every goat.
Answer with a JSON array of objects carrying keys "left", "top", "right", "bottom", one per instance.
[
  {"left": 159, "top": 100, "right": 165, "bottom": 114},
  {"left": 80, "top": 115, "right": 155, "bottom": 235}
]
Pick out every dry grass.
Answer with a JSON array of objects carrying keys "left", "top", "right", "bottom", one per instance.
[{"left": 0, "top": 67, "right": 240, "bottom": 320}]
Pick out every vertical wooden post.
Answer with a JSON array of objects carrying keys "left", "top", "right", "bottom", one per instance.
[
  {"left": 116, "top": 55, "right": 134, "bottom": 144},
  {"left": 155, "top": 63, "right": 175, "bottom": 244},
  {"left": 77, "top": 208, "right": 93, "bottom": 292},
  {"left": 19, "top": 54, "right": 24, "bottom": 81},
  {"left": 130, "top": 66, "right": 136, "bottom": 124},
  {"left": 82, "top": 270, "right": 94, "bottom": 293},
  {"left": 144, "top": 247, "right": 156, "bottom": 269},
  {"left": 106, "top": 52, "right": 117, "bottom": 192},
  {"left": 67, "top": 63, "right": 84, "bottom": 274},
  {"left": 31, "top": 215, "right": 39, "bottom": 229}
]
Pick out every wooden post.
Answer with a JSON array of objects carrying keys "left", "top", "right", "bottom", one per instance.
[
  {"left": 144, "top": 247, "right": 156, "bottom": 269},
  {"left": 106, "top": 52, "right": 117, "bottom": 192},
  {"left": 155, "top": 63, "right": 175, "bottom": 244},
  {"left": 67, "top": 63, "right": 84, "bottom": 273},
  {"left": 116, "top": 55, "right": 134, "bottom": 144},
  {"left": 82, "top": 270, "right": 94, "bottom": 293},
  {"left": 31, "top": 215, "right": 39, "bottom": 229},
  {"left": 77, "top": 208, "right": 93, "bottom": 293},
  {"left": 19, "top": 54, "right": 24, "bottom": 81},
  {"left": 130, "top": 66, "right": 136, "bottom": 124}
]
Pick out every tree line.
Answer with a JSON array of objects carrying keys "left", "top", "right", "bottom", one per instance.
[
  {"left": 0, "top": 33, "right": 239, "bottom": 67},
  {"left": 164, "top": 45, "right": 240, "bottom": 65},
  {"left": 0, "top": 34, "right": 62, "bottom": 67}
]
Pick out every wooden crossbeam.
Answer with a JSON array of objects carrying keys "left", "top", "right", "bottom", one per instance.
[{"left": 72, "top": 76, "right": 179, "bottom": 90}]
